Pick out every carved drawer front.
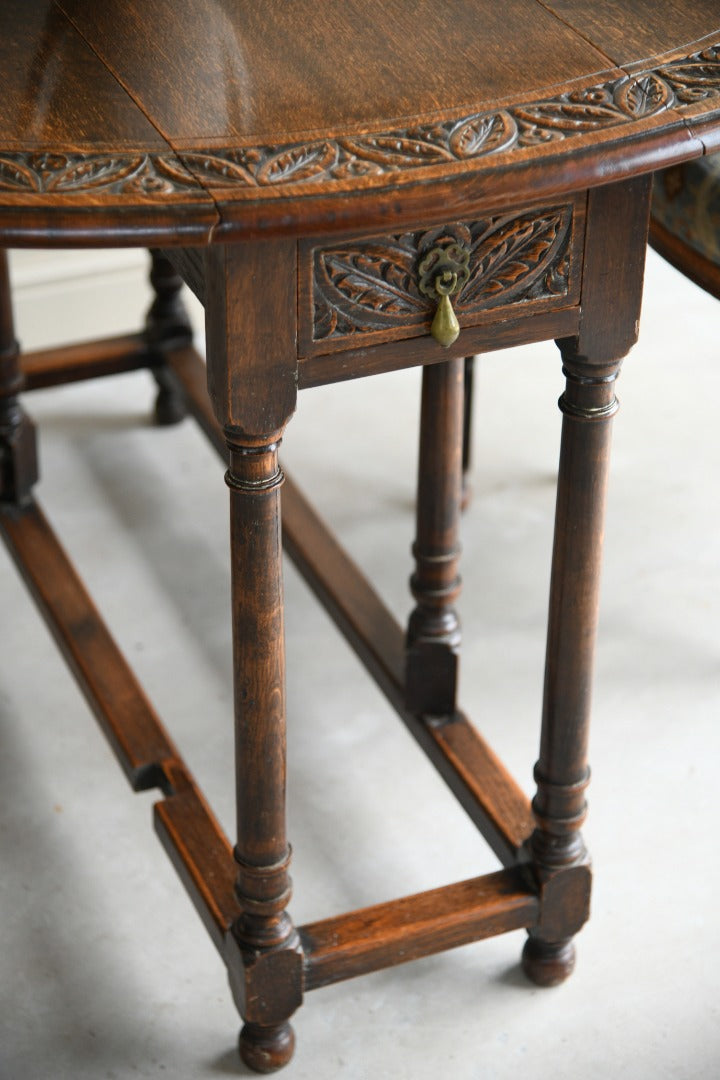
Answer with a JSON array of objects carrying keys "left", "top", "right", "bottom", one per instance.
[{"left": 298, "top": 197, "right": 584, "bottom": 357}]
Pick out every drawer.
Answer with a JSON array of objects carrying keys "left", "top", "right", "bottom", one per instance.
[{"left": 298, "top": 196, "right": 585, "bottom": 359}]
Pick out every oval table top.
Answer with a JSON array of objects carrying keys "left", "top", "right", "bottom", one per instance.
[{"left": 1, "top": 0, "right": 720, "bottom": 245}]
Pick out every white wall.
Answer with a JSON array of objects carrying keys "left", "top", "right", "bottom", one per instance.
[{"left": 8, "top": 249, "right": 204, "bottom": 351}]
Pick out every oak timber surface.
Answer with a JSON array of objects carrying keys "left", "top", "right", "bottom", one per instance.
[
  {"left": 58, "top": 0, "right": 615, "bottom": 143},
  {"left": 0, "top": 1, "right": 719, "bottom": 242},
  {"left": 0, "top": 0, "right": 215, "bottom": 242},
  {"left": 0, "top": 0, "right": 161, "bottom": 151},
  {"left": 540, "top": 0, "right": 720, "bottom": 65}
]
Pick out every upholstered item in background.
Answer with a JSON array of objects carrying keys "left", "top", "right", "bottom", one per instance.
[{"left": 651, "top": 153, "right": 720, "bottom": 296}]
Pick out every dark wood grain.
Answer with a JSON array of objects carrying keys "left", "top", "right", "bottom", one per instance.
[
  {"left": 57, "top": 0, "right": 613, "bottom": 145},
  {"left": 300, "top": 868, "right": 539, "bottom": 990},
  {"left": 205, "top": 240, "right": 297, "bottom": 435},
  {"left": 425, "top": 714, "right": 535, "bottom": 863},
  {"left": 206, "top": 119, "right": 701, "bottom": 243},
  {"left": 299, "top": 200, "right": 582, "bottom": 357},
  {"left": 567, "top": 176, "right": 653, "bottom": 365},
  {"left": 0, "top": 490, "right": 243, "bottom": 956},
  {"left": 1, "top": 0, "right": 163, "bottom": 151},
  {"left": 162, "top": 342, "right": 535, "bottom": 863},
  {"left": 522, "top": 177, "right": 653, "bottom": 988},
  {"left": 0, "top": 499, "right": 180, "bottom": 791},
  {"left": 0, "top": 1, "right": 216, "bottom": 241},
  {"left": 204, "top": 241, "right": 303, "bottom": 1068},
  {"left": 540, "top": 1, "right": 720, "bottom": 66},
  {"left": 222, "top": 442, "right": 303, "bottom": 1070},
  {"left": 279, "top": 465, "right": 405, "bottom": 705},
  {"left": 297, "top": 306, "right": 581, "bottom": 388},
  {"left": 406, "top": 358, "right": 464, "bottom": 716},
  {"left": 160, "top": 247, "right": 205, "bottom": 306},
  {"left": 0, "top": 4, "right": 714, "bottom": 242},
  {"left": 3, "top": 5, "right": 720, "bottom": 1073},
  {"left": 154, "top": 765, "right": 241, "bottom": 955},
  {"left": 161, "top": 329, "right": 535, "bottom": 867},
  {"left": 20, "top": 333, "right": 151, "bottom": 389}
]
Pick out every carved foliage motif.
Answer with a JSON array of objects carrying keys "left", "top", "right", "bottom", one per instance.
[
  {"left": 311, "top": 207, "right": 573, "bottom": 341},
  {"left": 0, "top": 152, "right": 201, "bottom": 195},
  {"left": 0, "top": 44, "right": 718, "bottom": 198},
  {"left": 180, "top": 43, "right": 720, "bottom": 191}
]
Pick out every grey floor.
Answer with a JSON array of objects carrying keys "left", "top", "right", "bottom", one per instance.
[{"left": 1, "top": 249, "right": 719, "bottom": 1079}]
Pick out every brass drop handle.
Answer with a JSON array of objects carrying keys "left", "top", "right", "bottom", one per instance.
[
  {"left": 431, "top": 270, "right": 460, "bottom": 348},
  {"left": 418, "top": 240, "right": 470, "bottom": 348}
]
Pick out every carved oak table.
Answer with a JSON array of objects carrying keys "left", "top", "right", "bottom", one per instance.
[{"left": 2, "top": 2, "right": 720, "bottom": 1073}]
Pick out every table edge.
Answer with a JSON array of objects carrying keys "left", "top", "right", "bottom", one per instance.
[{"left": 2, "top": 39, "right": 719, "bottom": 247}]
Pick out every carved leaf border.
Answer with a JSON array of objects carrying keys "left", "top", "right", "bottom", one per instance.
[
  {"left": 0, "top": 44, "right": 718, "bottom": 197},
  {"left": 312, "top": 206, "right": 573, "bottom": 341},
  {"left": 0, "top": 152, "right": 204, "bottom": 196},
  {"left": 179, "top": 43, "right": 720, "bottom": 191}
]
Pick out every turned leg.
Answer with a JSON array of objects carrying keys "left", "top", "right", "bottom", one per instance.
[
  {"left": 204, "top": 241, "right": 301, "bottom": 1072},
  {"left": 406, "top": 356, "right": 464, "bottom": 716},
  {"left": 0, "top": 250, "right": 38, "bottom": 505},
  {"left": 522, "top": 352, "right": 619, "bottom": 985},
  {"left": 224, "top": 433, "right": 301, "bottom": 1072},
  {"left": 145, "top": 250, "right": 192, "bottom": 425},
  {"left": 522, "top": 176, "right": 652, "bottom": 985}
]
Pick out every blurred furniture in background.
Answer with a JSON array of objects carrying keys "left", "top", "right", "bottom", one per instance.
[{"left": 651, "top": 153, "right": 720, "bottom": 298}]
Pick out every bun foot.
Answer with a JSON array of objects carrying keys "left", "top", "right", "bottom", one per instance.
[
  {"left": 239, "top": 1021, "right": 295, "bottom": 1073},
  {"left": 521, "top": 935, "right": 576, "bottom": 987}
]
